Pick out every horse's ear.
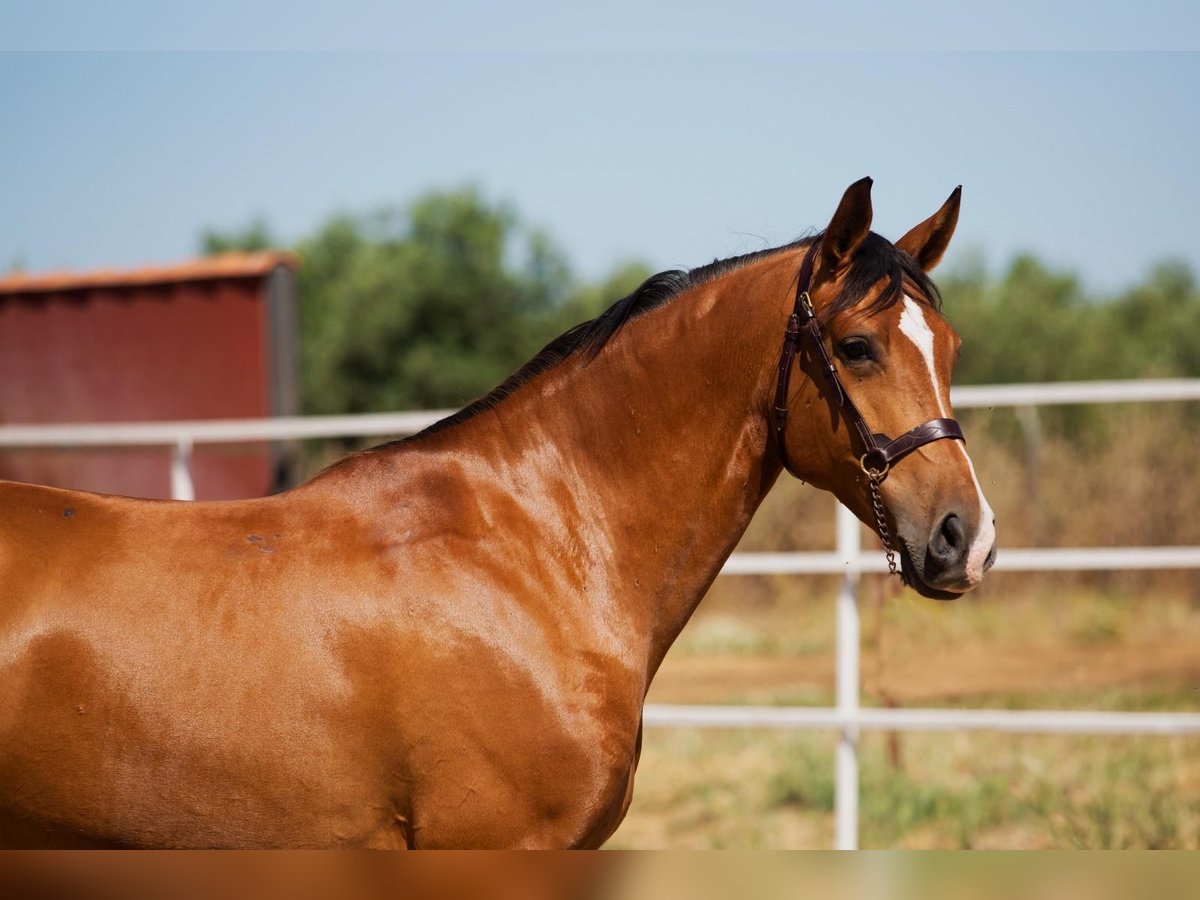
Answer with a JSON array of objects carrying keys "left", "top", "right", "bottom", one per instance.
[
  {"left": 819, "top": 176, "right": 874, "bottom": 275},
  {"left": 896, "top": 186, "right": 962, "bottom": 272}
]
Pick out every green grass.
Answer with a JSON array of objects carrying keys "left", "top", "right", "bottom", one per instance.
[{"left": 610, "top": 722, "right": 1200, "bottom": 849}]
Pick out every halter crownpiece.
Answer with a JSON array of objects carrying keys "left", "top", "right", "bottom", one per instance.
[{"left": 772, "top": 240, "right": 966, "bottom": 574}]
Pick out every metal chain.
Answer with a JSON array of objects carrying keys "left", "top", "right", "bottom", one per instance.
[{"left": 868, "top": 472, "right": 899, "bottom": 577}]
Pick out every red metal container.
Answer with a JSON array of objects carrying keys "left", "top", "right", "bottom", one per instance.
[{"left": 0, "top": 252, "right": 299, "bottom": 499}]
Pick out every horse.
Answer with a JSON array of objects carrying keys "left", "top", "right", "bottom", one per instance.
[{"left": 0, "top": 178, "right": 995, "bottom": 848}]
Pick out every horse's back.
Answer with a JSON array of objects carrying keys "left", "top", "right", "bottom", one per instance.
[{"left": 0, "top": 478, "right": 306, "bottom": 627}]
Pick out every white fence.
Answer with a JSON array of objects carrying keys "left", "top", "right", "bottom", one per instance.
[{"left": 3, "top": 378, "right": 1200, "bottom": 849}]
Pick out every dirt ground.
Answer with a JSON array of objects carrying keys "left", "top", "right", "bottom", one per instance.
[{"left": 649, "top": 639, "right": 1200, "bottom": 705}]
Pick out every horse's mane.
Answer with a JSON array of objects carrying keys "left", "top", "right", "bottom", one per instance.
[{"left": 350, "top": 231, "right": 940, "bottom": 452}]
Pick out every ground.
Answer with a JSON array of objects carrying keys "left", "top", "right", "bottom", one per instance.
[{"left": 608, "top": 577, "right": 1200, "bottom": 849}]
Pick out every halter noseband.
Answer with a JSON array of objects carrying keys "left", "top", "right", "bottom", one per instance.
[{"left": 772, "top": 241, "right": 965, "bottom": 554}]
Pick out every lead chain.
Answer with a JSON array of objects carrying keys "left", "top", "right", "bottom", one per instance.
[{"left": 869, "top": 473, "right": 899, "bottom": 577}]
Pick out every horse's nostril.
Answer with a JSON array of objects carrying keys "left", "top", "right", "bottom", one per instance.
[{"left": 930, "top": 513, "right": 966, "bottom": 564}]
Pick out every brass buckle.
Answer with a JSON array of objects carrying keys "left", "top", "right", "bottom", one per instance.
[
  {"left": 798, "top": 291, "right": 815, "bottom": 321},
  {"left": 859, "top": 452, "right": 890, "bottom": 482}
]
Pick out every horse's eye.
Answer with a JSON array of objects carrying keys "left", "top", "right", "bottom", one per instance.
[{"left": 840, "top": 338, "right": 873, "bottom": 363}]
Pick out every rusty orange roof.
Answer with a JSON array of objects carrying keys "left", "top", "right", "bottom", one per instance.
[{"left": 0, "top": 251, "right": 299, "bottom": 296}]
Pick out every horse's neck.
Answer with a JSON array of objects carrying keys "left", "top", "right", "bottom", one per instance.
[{"left": 476, "top": 253, "right": 796, "bottom": 676}]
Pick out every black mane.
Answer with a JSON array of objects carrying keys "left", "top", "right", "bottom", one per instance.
[
  {"left": 386, "top": 231, "right": 941, "bottom": 444},
  {"left": 830, "top": 231, "right": 943, "bottom": 320}
]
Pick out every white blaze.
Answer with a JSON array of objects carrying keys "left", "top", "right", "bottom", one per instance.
[
  {"left": 898, "top": 297, "right": 996, "bottom": 585},
  {"left": 958, "top": 444, "right": 997, "bottom": 583},
  {"left": 898, "top": 297, "right": 949, "bottom": 416}
]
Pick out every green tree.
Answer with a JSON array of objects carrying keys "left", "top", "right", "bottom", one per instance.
[
  {"left": 204, "top": 191, "right": 1199, "bottom": 420},
  {"left": 203, "top": 188, "right": 651, "bottom": 415},
  {"left": 199, "top": 218, "right": 276, "bottom": 255},
  {"left": 944, "top": 253, "right": 1099, "bottom": 385},
  {"left": 296, "top": 190, "right": 571, "bottom": 413},
  {"left": 944, "top": 252, "right": 1200, "bottom": 387},
  {"left": 1106, "top": 261, "right": 1200, "bottom": 379}
]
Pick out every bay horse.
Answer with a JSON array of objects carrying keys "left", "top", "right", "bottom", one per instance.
[{"left": 0, "top": 178, "right": 995, "bottom": 848}]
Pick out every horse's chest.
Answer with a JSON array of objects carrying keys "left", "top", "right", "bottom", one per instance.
[{"left": 400, "top": 701, "right": 643, "bottom": 848}]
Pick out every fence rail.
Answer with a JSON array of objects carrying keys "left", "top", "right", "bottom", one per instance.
[
  {"left": 642, "top": 705, "right": 1200, "bottom": 736},
  {"left": 722, "top": 546, "right": 1200, "bottom": 574},
  {"left": 1, "top": 377, "right": 1198, "bottom": 449},
  {"left": 2, "top": 377, "right": 1199, "bottom": 849}
]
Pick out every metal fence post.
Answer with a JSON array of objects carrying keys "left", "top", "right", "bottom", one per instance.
[
  {"left": 835, "top": 502, "right": 861, "bottom": 850},
  {"left": 170, "top": 437, "right": 195, "bottom": 501}
]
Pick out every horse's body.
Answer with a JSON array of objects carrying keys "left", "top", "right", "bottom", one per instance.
[{"left": 0, "top": 180, "right": 995, "bottom": 847}]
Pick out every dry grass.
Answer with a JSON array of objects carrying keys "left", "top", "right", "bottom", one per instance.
[
  {"left": 616, "top": 578, "right": 1200, "bottom": 848},
  {"left": 612, "top": 686, "right": 1200, "bottom": 849},
  {"left": 618, "top": 571, "right": 1200, "bottom": 848}
]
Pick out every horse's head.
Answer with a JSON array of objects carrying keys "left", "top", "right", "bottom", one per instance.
[{"left": 779, "top": 177, "right": 996, "bottom": 599}]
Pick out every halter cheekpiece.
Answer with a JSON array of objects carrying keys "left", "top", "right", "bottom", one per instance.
[{"left": 772, "top": 240, "right": 966, "bottom": 575}]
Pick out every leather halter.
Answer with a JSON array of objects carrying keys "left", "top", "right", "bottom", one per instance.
[{"left": 772, "top": 241, "right": 965, "bottom": 482}]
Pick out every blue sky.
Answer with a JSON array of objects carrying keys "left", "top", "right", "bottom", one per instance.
[
  {"left": 2, "top": 48, "right": 1198, "bottom": 293},
  {"left": 5, "top": 2, "right": 1199, "bottom": 52}
]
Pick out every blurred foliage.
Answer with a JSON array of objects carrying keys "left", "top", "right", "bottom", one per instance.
[
  {"left": 200, "top": 217, "right": 275, "bottom": 255},
  {"left": 203, "top": 190, "right": 1199, "bottom": 417},
  {"left": 942, "top": 250, "right": 1200, "bottom": 385},
  {"left": 940, "top": 251, "right": 1200, "bottom": 443},
  {"left": 202, "top": 188, "right": 650, "bottom": 414}
]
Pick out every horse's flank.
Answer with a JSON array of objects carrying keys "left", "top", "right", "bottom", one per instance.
[{"left": 0, "top": 247, "right": 803, "bottom": 848}]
